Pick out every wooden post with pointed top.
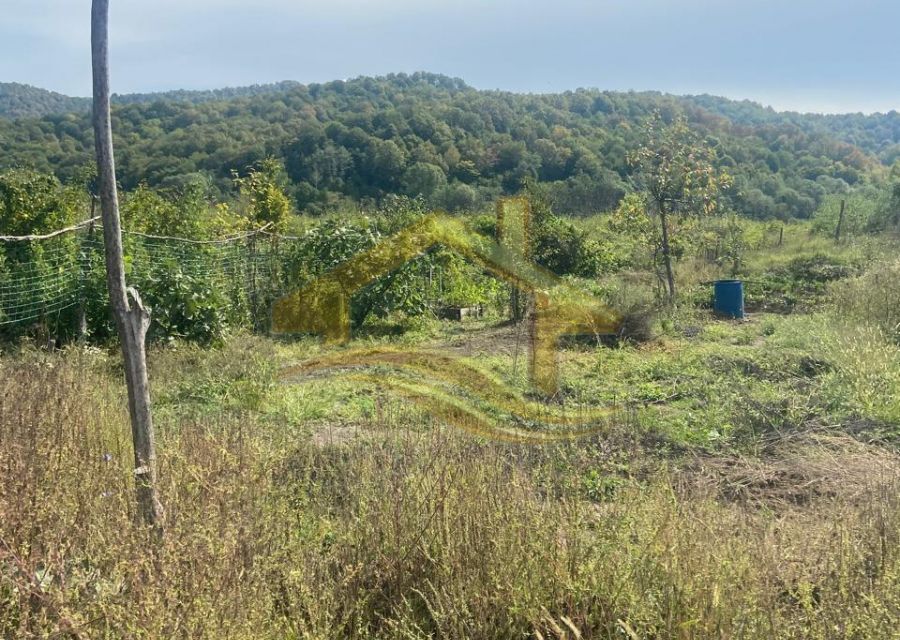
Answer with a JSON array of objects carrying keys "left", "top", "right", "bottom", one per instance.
[{"left": 91, "top": 0, "right": 164, "bottom": 530}]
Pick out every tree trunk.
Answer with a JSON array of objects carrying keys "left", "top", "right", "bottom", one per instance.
[
  {"left": 91, "top": 0, "right": 164, "bottom": 530},
  {"left": 658, "top": 202, "right": 676, "bottom": 301}
]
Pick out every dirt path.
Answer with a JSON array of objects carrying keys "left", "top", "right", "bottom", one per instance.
[{"left": 425, "top": 320, "right": 527, "bottom": 358}]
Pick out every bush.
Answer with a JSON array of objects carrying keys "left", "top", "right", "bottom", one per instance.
[
  {"left": 742, "top": 254, "right": 857, "bottom": 313},
  {"left": 527, "top": 181, "right": 605, "bottom": 277}
]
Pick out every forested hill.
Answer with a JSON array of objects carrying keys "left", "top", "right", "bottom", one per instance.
[
  {"left": 0, "top": 83, "right": 91, "bottom": 120},
  {"left": 1, "top": 73, "right": 896, "bottom": 218},
  {"left": 685, "top": 94, "right": 900, "bottom": 164},
  {"left": 0, "top": 81, "right": 301, "bottom": 119}
]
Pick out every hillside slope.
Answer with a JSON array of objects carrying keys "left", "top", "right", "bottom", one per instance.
[
  {"left": 685, "top": 93, "right": 900, "bottom": 164},
  {"left": 0, "top": 73, "right": 893, "bottom": 217},
  {"left": 0, "top": 81, "right": 301, "bottom": 119},
  {"left": 0, "top": 82, "right": 90, "bottom": 119}
]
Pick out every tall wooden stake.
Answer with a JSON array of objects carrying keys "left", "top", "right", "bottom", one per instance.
[
  {"left": 91, "top": 0, "right": 164, "bottom": 530},
  {"left": 835, "top": 199, "right": 846, "bottom": 243}
]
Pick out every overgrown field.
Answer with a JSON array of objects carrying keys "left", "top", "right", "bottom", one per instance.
[{"left": 2, "top": 227, "right": 900, "bottom": 639}]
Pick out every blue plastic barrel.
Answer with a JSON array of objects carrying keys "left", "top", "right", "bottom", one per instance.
[{"left": 713, "top": 280, "right": 744, "bottom": 319}]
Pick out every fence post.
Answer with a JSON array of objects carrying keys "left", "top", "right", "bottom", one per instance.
[
  {"left": 835, "top": 199, "right": 846, "bottom": 243},
  {"left": 77, "top": 218, "right": 93, "bottom": 343},
  {"left": 248, "top": 230, "right": 259, "bottom": 330},
  {"left": 77, "top": 199, "right": 98, "bottom": 344}
]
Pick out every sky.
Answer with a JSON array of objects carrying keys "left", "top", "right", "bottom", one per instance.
[{"left": 2, "top": 0, "right": 898, "bottom": 114}]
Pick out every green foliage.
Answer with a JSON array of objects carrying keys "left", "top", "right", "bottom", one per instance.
[
  {"left": 0, "top": 82, "right": 91, "bottom": 119},
  {"left": 122, "top": 180, "right": 250, "bottom": 239},
  {"left": 432, "top": 251, "right": 503, "bottom": 307},
  {"left": 0, "top": 74, "right": 887, "bottom": 217},
  {"left": 735, "top": 253, "right": 856, "bottom": 314},
  {"left": 699, "top": 214, "right": 770, "bottom": 276},
  {"left": 233, "top": 158, "right": 292, "bottom": 232},
  {"left": 138, "top": 257, "right": 230, "bottom": 345},
  {"left": 609, "top": 193, "right": 658, "bottom": 269},
  {"left": 401, "top": 162, "right": 446, "bottom": 199},
  {"left": 870, "top": 182, "right": 900, "bottom": 231},
  {"left": 0, "top": 173, "right": 507, "bottom": 346},
  {"left": 688, "top": 92, "right": 900, "bottom": 164},
  {"left": 433, "top": 182, "right": 480, "bottom": 212},
  {"left": 627, "top": 114, "right": 732, "bottom": 299},
  {"left": 77, "top": 237, "right": 243, "bottom": 345},
  {"left": 93, "top": 182, "right": 270, "bottom": 344},
  {"left": 812, "top": 191, "right": 878, "bottom": 238},
  {"left": 279, "top": 196, "right": 500, "bottom": 328},
  {"left": 809, "top": 178, "right": 900, "bottom": 238},
  {"left": 0, "top": 160, "right": 890, "bottom": 349},
  {"left": 284, "top": 217, "right": 390, "bottom": 328},
  {"left": 0, "top": 168, "right": 79, "bottom": 237},
  {"left": 525, "top": 181, "right": 603, "bottom": 277},
  {"left": 629, "top": 113, "right": 732, "bottom": 219},
  {"left": 122, "top": 184, "right": 187, "bottom": 235},
  {"left": 0, "top": 81, "right": 303, "bottom": 120},
  {"left": 0, "top": 169, "right": 84, "bottom": 340}
]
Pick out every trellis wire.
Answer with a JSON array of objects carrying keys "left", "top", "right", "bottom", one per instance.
[
  {"left": 0, "top": 240, "right": 83, "bottom": 325},
  {"left": 0, "top": 224, "right": 285, "bottom": 329},
  {"left": 0, "top": 220, "right": 462, "bottom": 334}
]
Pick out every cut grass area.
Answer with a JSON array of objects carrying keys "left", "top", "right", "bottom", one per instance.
[
  {"left": 232, "top": 308, "right": 892, "bottom": 452},
  {"left": 136, "top": 296, "right": 900, "bottom": 456}
]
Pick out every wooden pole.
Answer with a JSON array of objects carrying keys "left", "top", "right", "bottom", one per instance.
[
  {"left": 77, "top": 202, "right": 97, "bottom": 344},
  {"left": 835, "top": 199, "right": 845, "bottom": 243},
  {"left": 91, "top": 0, "right": 164, "bottom": 530}
]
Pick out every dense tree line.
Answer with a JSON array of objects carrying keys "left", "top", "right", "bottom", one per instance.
[
  {"left": 687, "top": 94, "right": 900, "bottom": 164},
  {"left": 0, "top": 73, "right": 894, "bottom": 218},
  {"left": 0, "top": 83, "right": 91, "bottom": 120},
  {"left": 0, "top": 81, "right": 302, "bottom": 120}
]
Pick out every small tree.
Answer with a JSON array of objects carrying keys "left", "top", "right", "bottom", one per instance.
[
  {"left": 0, "top": 169, "right": 78, "bottom": 237},
  {"left": 233, "top": 158, "right": 292, "bottom": 231},
  {"left": 629, "top": 113, "right": 731, "bottom": 301}
]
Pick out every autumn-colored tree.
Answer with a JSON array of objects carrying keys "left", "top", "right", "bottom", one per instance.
[{"left": 629, "top": 113, "right": 732, "bottom": 300}]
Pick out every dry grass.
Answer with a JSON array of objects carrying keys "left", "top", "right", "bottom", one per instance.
[{"left": 1, "top": 347, "right": 899, "bottom": 639}]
